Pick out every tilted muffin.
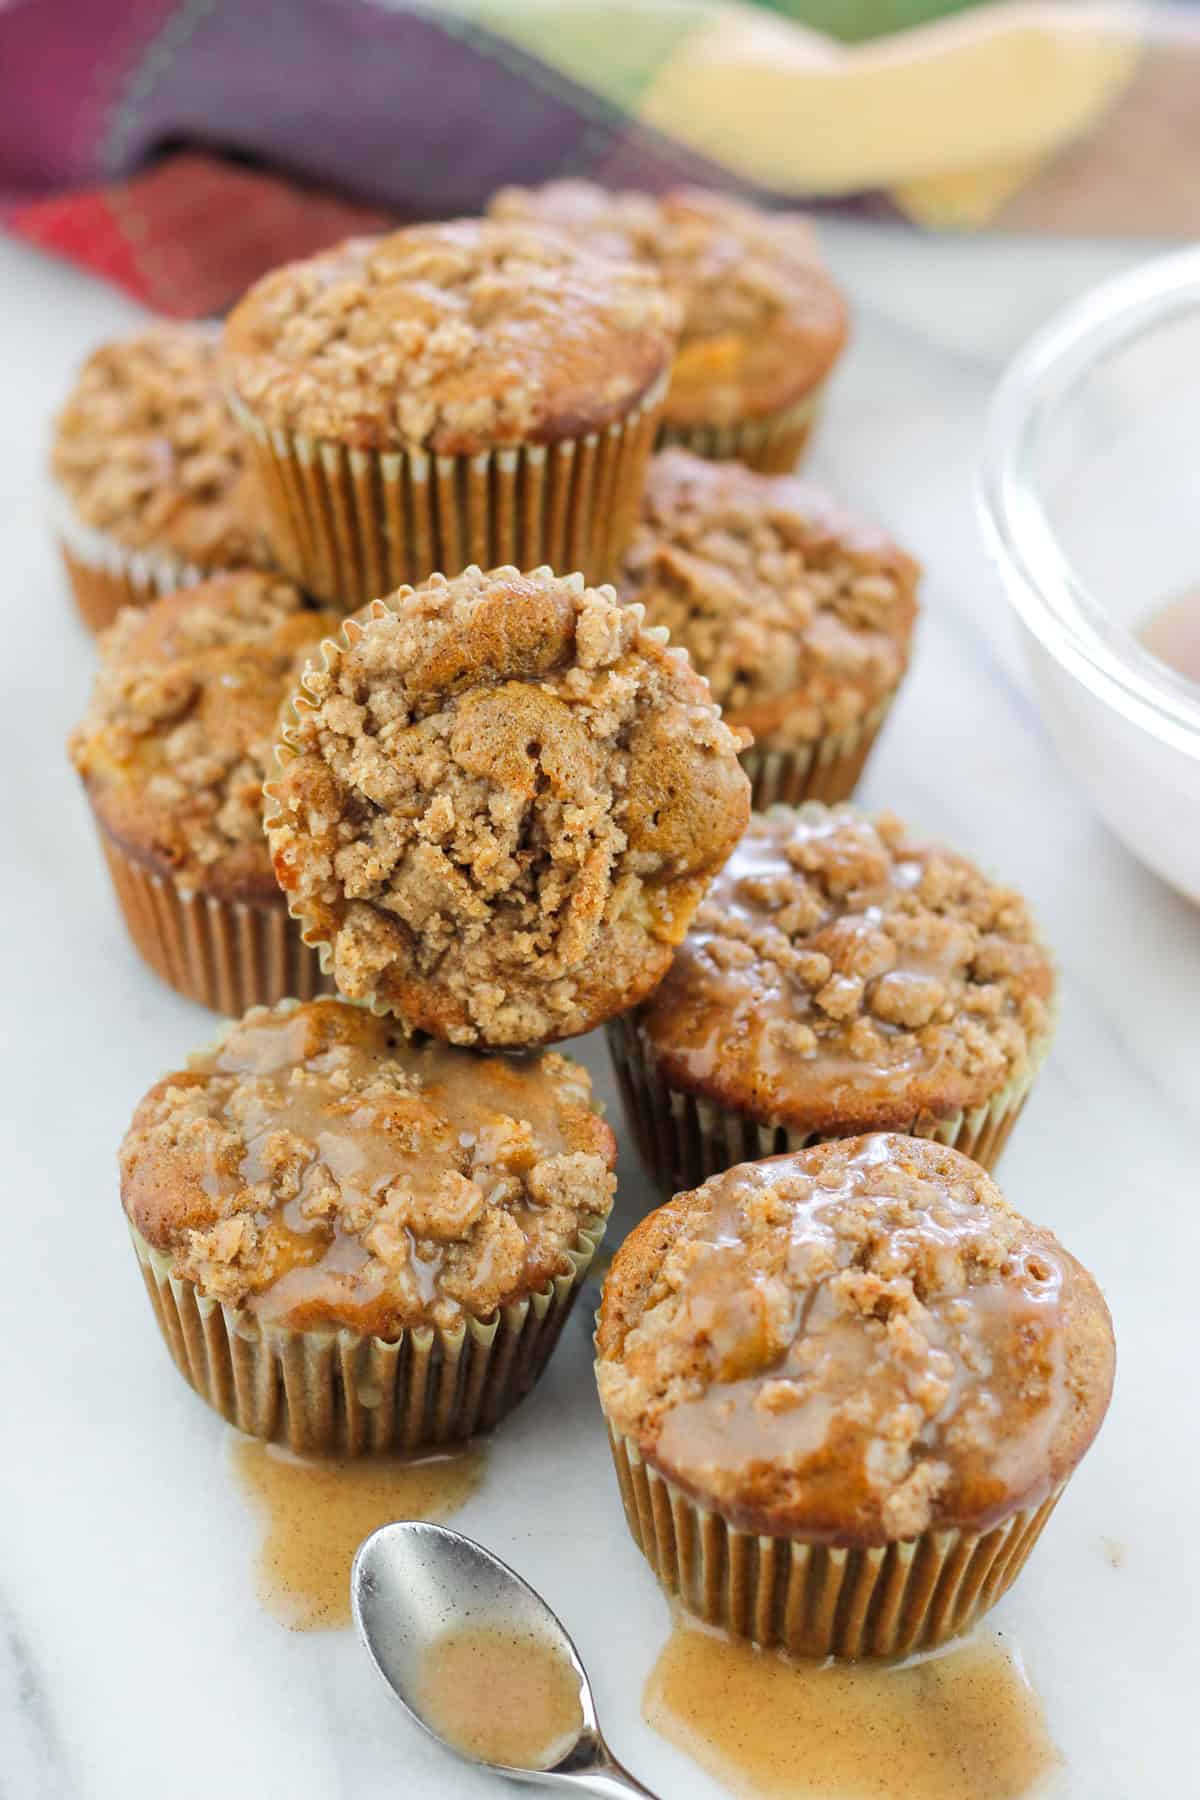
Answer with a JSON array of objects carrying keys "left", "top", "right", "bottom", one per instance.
[
  {"left": 596, "top": 1134, "right": 1114, "bottom": 1658},
  {"left": 623, "top": 451, "right": 919, "bottom": 807},
  {"left": 69, "top": 572, "right": 342, "bottom": 1012},
  {"left": 223, "top": 219, "right": 679, "bottom": 607},
  {"left": 265, "top": 565, "right": 751, "bottom": 1048},
  {"left": 488, "top": 181, "right": 847, "bottom": 471},
  {"left": 123, "top": 997, "right": 616, "bottom": 1452},
  {"left": 50, "top": 325, "right": 274, "bottom": 632},
  {"left": 608, "top": 804, "right": 1055, "bottom": 1195}
]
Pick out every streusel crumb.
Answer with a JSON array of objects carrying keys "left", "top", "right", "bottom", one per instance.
[
  {"left": 224, "top": 219, "right": 679, "bottom": 455},
  {"left": 266, "top": 565, "right": 751, "bottom": 1046},
  {"left": 636, "top": 805, "right": 1055, "bottom": 1132},
  {"left": 121, "top": 998, "right": 616, "bottom": 1334},
  {"left": 51, "top": 325, "right": 272, "bottom": 566},
  {"left": 596, "top": 1135, "right": 1114, "bottom": 1541},
  {"left": 70, "top": 573, "right": 341, "bottom": 896},
  {"left": 488, "top": 182, "right": 847, "bottom": 425},
  {"left": 623, "top": 451, "right": 918, "bottom": 745}
]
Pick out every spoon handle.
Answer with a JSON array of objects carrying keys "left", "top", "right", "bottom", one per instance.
[{"left": 560, "top": 1759, "right": 659, "bottom": 1799}]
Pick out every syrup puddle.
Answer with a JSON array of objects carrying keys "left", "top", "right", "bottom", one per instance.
[
  {"left": 417, "top": 1622, "right": 584, "bottom": 1771},
  {"left": 1137, "top": 587, "right": 1200, "bottom": 685},
  {"left": 232, "top": 1437, "right": 485, "bottom": 1631},
  {"left": 645, "top": 1618, "right": 1061, "bottom": 1800}
]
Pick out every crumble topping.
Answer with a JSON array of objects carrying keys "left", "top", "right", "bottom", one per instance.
[
  {"left": 597, "top": 1136, "right": 1076, "bottom": 1540},
  {"left": 488, "top": 182, "right": 847, "bottom": 423},
  {"left": 224, "top": 219, "right": 679, "bottom": 454},
  {"left": 638, "top": 806, "right": 1055, "bottom": 1127},
  {"left": 70, "top": 573, "right": 340, "bottom": 888},
  {"left": 266, "top": 565, "right": 750, "bottom": 1047},
  {"left": 51, "top": 325, "right": 273, "bottom": 565},
  {"left": 121, "top": 999, "right": 616, "bottom": 1333},
  {"left": 622, "top": 451, "right": 918, "bottom": 743}
]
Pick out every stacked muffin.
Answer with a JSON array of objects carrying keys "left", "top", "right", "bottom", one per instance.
[{"left": 53, "top": 187, "right": 1112, "bottom": 1659}]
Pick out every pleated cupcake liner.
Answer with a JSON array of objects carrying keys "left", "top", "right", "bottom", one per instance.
[
  {"left": 131, "top": 1214, "right": 607, "bottom": 1455},
  {"left": 739, "top": 693, "right": 895, "bottom": 811},
  {"left": 51, "top": 483, "right": 208, "bottom": 632},
  {"left": 229, "top": 375, "right": 667, "bottom": 610},
  {"left": 605, "top": 1423, "right": 1062, "bottom": 1660},
  {"left": 655, "top": 386, "right": 822, "bottom": 474},
  {"left": 96, "top": 821, "right": 330, "bottom": 1015},
  {"left": 605, "top": 1009, "right": 1048, "bottom": 1200}
]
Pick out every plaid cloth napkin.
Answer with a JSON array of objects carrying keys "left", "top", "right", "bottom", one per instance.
[{"left": 2, "top": 0, "right": 1196, "bottom": 317}]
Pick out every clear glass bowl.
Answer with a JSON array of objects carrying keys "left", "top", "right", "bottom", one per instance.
[{"left": 979, "top": 247, "right": 1200, "bottom": 903}]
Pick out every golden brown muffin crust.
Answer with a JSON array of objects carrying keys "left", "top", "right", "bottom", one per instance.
[
  {"left": 623, "top": 451, "right": 918, "bottom": 746},
  {"left": 50, "top": 325, "right": 273, "bottom": 567},
  {"left": 69, "top": 573, "right": 342, "bottom": 900},
  {"left": 634, "top": 805, "right": 1055, "bottom": 1134},
  {"left": 488, "top": 181, "right": 847, "bottom": 426},
  {"left": 223, "top": 219, "right": 679, "bottom": 455},
  {"left": 266, "top": 565, "right": 751, "bottom": 1047},
  {"left": 596, "top": 1135, "right": 1114, "bottom": 1543},
  {"left": 122, "top": 998, "right": 616, "bottom": 1336}
]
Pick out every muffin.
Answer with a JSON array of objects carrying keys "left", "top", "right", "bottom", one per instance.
[
  {"left": 50, "top": 325, "right": 274, "bottom": 632},
  {"left": 488, "top": 181, "right": 847, "bottom": 471},
  {"left": 622, "top": 451, "right": 919, "bottom": 807},
  {"left": 596, "top": 1134, "right": 1114, "bottom": 1658},
  {"left": 222, "top": 219, "right": 679, "bottom": 608},
  {"left": 608, "top": 805, "right": 1055, "bottom": 1195},
  {"left": 123, "top": 997, "right": 617, "bottom": 1453},
  {"left": 69, "top": 572, "right": 342, "bottom": 1013},
  {"left": 265, "top": 565, "right": 751, "bottom": 1047}
]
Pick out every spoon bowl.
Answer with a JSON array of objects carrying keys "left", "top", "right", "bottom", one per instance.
[{"left": 351, "top": 1521, "right": 657, "bottom": 1796}]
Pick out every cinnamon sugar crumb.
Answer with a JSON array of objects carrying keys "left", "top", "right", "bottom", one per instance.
[
  {"left": 267, "top": 565, "right": 750, "bottom": 1047},
  {"left": 622, "top": 452, "right": 918, "bottom": 745}
]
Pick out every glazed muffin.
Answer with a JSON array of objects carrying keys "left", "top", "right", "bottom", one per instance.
[
  {"left": 223, "top": 219, "right": 679, "bottom": 607},
  {"left": 488, "top": 181, "right": 847, "bottom": 471},
  {"left": 265, "top": 565, "right": 751, "bottom": 1047},
  {"left": 608, "top": 805, "right": 1055, "bottom": 1195},
  {"left": 69, "top": 572, "right": 342, "bottom": 1012},
  {"left": 623, "top": 451, "right": 919, "bottom": 807},
  {"left": 597, "top": 1134, "right": 1114, "bottom": 1658},
  {"left": 123, "top": 997, "right": 617, "bottom": 1452},
  {"left": 50, "top": 325, "right": 274, "bottom": 632}
]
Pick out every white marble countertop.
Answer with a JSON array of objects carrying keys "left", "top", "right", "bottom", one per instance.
[{"left": 2, "top": 221, "right": 1197, "bottom": 1800}]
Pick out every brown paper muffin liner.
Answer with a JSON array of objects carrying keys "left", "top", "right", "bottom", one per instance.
[
  {"left": 739, "top": 693, "right": 895, "bottom": 811},
  {"left": 605, "top": 1423, "right": 1062, "bottom": 1659},
  {"left": 131, "top": 1213, "right": 607, "bottom": 1455},
  {"left": 229, "top": 375, "right": 667, "bottom": 609},
  {"left": 51, "top": 483, "right": 208, "bottom": 632},
  {"left": 655, "top": 386, "right": 822, "bottom": 475},
  {"left": 96, "top": 821, "right": 330, "bottom": 1015},
  {"left": 605, "top": 1010, "right": 1049, "bottom": 1199}
]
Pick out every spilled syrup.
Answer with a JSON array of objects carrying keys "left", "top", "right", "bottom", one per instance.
[
  {"left": 232, "top": 1436, "right": 484, "bottom": 1631},
  {"left": 417, "top": 1622, "right": 584, "bottom": 1771},
  {"left": 1137, "top": 587, "right": 1200, "bottom": 685},
  {"left": 644, "top": 1617, "right": 1061, "bottom": 1799}
]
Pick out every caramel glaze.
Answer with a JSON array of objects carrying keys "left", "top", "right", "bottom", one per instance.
[
  {"left": 232, "top": 1436, "right": 484, "bottom": 1631},
  {"left": 122, "top": 998, "right": 615, "bottom": 1336},
  {"left": 417, "top": 1623, "right": 584, "bottom": 1770},
  {"left": 645, "top": 1617, "right": 1061, "bottom": 1800},
  {"left": 597, "top": 1137, "right": 1115, "bottom": 1545},
  {"left": 634, "top": 806, "right": 1055, "bottom": 1136}
]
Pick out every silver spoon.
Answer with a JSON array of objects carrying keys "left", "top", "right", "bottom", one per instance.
[{"left": 352, "top": 1521, "right": 659, "bottom": 1797}]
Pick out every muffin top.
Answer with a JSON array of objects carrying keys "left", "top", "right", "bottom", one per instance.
[
  {"left": 596, "top": 1135, "right": 1114, "bottom": 1542},
  {"left": 635, "top": 806, "right": 1055, "bottom": 1133},
  {"left": 122, "top": 998, "right": 616, "bottom": 1336},
  {"left": 70, "top": 572, "right": 341, "bottom": 899},
  {"left": 622, "top": 451, "right": 918, "bottom": 745},
  {"left": 50, "top": 325, "right": 272, "bottom": 568},
  {"left": 266, "top": 565, "right": 751, "bottom": 1047},
  {"left": 488, "top": 181, "right": 847, "bottom": 426},
  {"left": 223, "top": 219, "right": 679, "bottom": 455}
]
